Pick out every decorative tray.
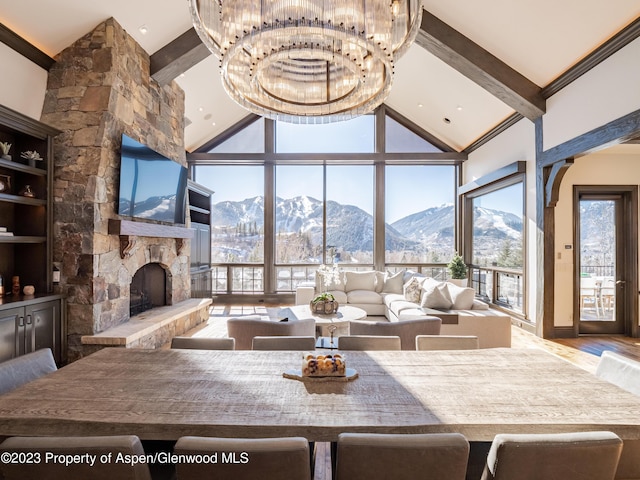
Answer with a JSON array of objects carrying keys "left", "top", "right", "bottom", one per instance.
[{"left": 283, "top": 368, "right": 358, "bottom": 382}]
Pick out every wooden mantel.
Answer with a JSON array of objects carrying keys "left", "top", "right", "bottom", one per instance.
[{"left": 108, "top": 219, "right": 195, "bottom": 258}]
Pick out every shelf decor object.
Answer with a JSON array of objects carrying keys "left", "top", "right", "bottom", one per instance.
[
  {"left": 20, "top": 150, "right": 43, "bottom": 167},
  {"left": 0, "top": 142, "right": 11, "bottom": 160},
  {"left": 188, "top": 0, "right": 422, "bottom": 123}
]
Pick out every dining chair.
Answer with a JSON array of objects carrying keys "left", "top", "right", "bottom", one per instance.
[
  {"left": 252, "top": 335, "right": 317, "bottom": 351},
  {"left": 480, "top": 431, "right": 623, "bottom": 480},
  {"left": 171, "top": 336, "right": 235, "bottom": 350},
  {"left": 349, "top": 316, "right": 441, "bottom": 350},
  {"left": 0, "top": 435, "right": 152, "bottom": 480},
  {"left": 338, "top": 335, "right": 401, "bottom": 351},
  {"left": 174, "top": 436, "right": 311, "bottom": 480},
  {"left": 334, "top": 432, "right": 469, "bottom": 480},
  {"left": 227, "top": 316, "right": 316, "bottom": 350},
  {"left": 0, "top": 348, "right": 57, "bottom": 395},
  {"left": 415, "top": 335, "right": 479, "bottom": 351}
]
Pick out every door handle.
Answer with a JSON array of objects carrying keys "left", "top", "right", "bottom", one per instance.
[{"left": 615, "top": 280, "right": 626, "bottom": 285}]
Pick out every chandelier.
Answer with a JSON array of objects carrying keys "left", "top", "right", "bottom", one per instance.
[{"left": 188, "top": 0, "right": 423, "bottom": 123}]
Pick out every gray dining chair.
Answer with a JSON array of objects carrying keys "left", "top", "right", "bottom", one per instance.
[
  {"left": 415, "top": 334, "right": 479, "bottom": 351},
  {"left": 481, "top": 431, "right": 623, "bottom": 480},
  {"left": 174, "top": 436, "right": 311, "bottom": 480},
  {"left": 0, "top": 435, "right": 152, "bottom": 480},
  {"left": 0, "top": 348, "right": 57, "bottom": 395},
  {"left": 252, "top": 335, "right": 316, "bottom": 351},
  {"left": 349, "top": 316, "right": 441, "bottom": 350},
  {"left": 171, "top": 336, "right": 235, "bottom": 350},
  {"left": 338, "top": 335, "right": 401, "bottom": 351},
  {"left": 227, "top": 316, "right": 316, "bottom": 350},
  {"left": 335, "top": 432, "right": 469, "bottom": 480}
]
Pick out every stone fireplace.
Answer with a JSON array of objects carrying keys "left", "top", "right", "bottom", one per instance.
[{"left": 40, "top": 18, "right": 201, "bottom": 362}]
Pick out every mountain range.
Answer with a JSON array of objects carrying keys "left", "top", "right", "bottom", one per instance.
[{"left": 210, "top": 195, "right": 522, "bottom": 261}]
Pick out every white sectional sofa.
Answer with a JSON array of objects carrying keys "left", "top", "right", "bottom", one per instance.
[{"left": 295, "top": 267, "right": 512, "bottom": 348}]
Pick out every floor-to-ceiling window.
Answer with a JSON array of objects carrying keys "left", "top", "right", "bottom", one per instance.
[
  {"left": 463, "top": 166, "right": 525, "bottom": 314},
  {"left": 190, "top": 107, "right": 461, "bottom": 297}
]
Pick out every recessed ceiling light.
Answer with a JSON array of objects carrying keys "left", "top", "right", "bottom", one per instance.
[
  {"left": 443, "top": 117, "right": 451, "bottom": 124},
  {"left": 198, "top": 107, "right": 204, "bottom": 112},
  {"left": 212, "top": 122, "right": 216, "bottom": 127},
  {"left": 204, "top": 113, "right": 212, "bottom": 120},
  {"left": 417, "top": 103, "right": 423, "bottom": 108},
  {"left": 456, "top": 105, "right": 463, "bottom": 111},
  {"left": 138, "top": 25, "right": 148, "bottom": 35}
]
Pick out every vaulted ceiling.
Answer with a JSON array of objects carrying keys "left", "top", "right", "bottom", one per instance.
[{"left": 1, "top": 1, "right": 639, "bottom": 152}]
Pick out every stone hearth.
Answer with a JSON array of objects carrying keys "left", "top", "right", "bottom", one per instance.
[{"left": 40, "top": 18, "right": 194, "bottom": 362}]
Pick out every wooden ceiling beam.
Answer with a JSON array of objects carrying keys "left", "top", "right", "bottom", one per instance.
[
  {"left": 150, "top": 28, "right": 211, "bottom": 85},
  {"left": 0, "top": 23, "right": 55, "bottom": 70},
  {"left": 416, "top": 10, "right": 546, "bottom": 120}
]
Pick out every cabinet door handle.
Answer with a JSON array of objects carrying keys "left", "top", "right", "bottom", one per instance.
[
  {"left": 26, "top": 315, "right": 32, "bottom": 325},
  {"left": 18, "top": 316, "right": 24, "bottom": 327}
]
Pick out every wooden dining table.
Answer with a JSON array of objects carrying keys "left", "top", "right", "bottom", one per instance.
[{"left": 0, "top": 347, "right": 638, "bottom": 443}]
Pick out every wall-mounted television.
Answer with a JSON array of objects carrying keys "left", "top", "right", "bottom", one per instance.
[{"left": 118, "top": 134, "right": 188, "bottom": 225}]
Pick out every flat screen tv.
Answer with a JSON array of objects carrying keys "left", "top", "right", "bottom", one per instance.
[{"left": 118, "top": 134, "right": 188, "bottom": 224}]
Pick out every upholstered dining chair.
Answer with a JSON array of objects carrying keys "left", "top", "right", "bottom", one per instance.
[
  {"left": 227, "top": 316, "right": 316, "bottom": 350},
  {"left": 338, "top": 335, "right": 401, "bottom": 351},
  {"left": 252, "top": 335, "right": 316, "bottom": 351},
  {"left": 596, "top": 350, "right": 640, "bottom": 396},
  {"left": 480, "top": 431, "right": 623, "bottom": 480},
  {"left": 174, "top": 436, "right": 311, "bottom": 480},
  {"left": 334, "top": 432, "right": 469, "bottom": 480},
  {"left": 0, "top": 435, "right": 152, "bottom": 480},
  {"left": 171, "top": 336, "right": 235, "bottom": 350},
  {"left": 0, "top": 348, "right": 57, "bottom": 395},
  {"left": 415, "top": 335, "right": 479, "bottom": 351},
  {"left": 349, "top": 316, "right": 441, "bottom": 350}
]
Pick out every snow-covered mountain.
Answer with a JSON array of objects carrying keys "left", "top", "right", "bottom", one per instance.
[{"left": 210, "top": 196, "right": 522, "bottom": 262}]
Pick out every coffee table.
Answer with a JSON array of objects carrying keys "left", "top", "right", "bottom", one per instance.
[{"left": 285, "top": 304, "right": 367, "bottom": 339}]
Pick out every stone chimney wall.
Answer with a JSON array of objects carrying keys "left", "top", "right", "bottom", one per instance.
[{"left": 40, "top": 18, "right": 190, "bottom": 361}]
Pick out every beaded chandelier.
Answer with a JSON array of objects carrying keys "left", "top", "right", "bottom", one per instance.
[{"left": 189, "top": 0, "right": 423, "bottom": 123}]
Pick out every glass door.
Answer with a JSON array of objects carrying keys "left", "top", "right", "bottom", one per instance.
[{"left": 577, "top": 193, "right": 626, "bottom": 334}]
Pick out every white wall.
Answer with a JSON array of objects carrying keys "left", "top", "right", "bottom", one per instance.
[
  {"left": 554, "top": 146, "right": 640, "bottom": 328},
  {"left": 0, "top": 43, "right": 48, "bottom": 120},
  {"left": 464, "top": 118, "right": 538, "bottom": 323},
  {"left": 543, "top": 37, "right": 640, "bottom": 151}
]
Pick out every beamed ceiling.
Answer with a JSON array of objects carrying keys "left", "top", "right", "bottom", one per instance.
[{"left": 1, "top": 1, "right": 639, "bottom": 152}]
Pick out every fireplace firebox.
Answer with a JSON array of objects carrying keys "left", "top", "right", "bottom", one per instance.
[{"left": 130, "top": 263, "right": 167, "bottom": 316}]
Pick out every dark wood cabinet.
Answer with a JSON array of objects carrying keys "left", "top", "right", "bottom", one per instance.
[
  {"left": 0, "top": 296, "right": 64, "bottom": 364},
  {"left": 0, "top": 105, "right": 65, "bottom": 364},
  {"left": 187, "top": 180, "right": 213, "bottom": 298}
]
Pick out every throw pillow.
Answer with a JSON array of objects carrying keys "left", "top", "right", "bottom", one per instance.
[
  {"left": 403, "top": 276, "right": 424, "bottom": 303},
  {"left": 382, "top": 270, "right": 404, "bottom": 294},
  {"left": 375, "top": 271, "right": 385, "bottom": 293},
  {"left": 420, "top": 281, "right": 453, "bottom": 309},
  {"left": 345, "top": 271, "right": 377, "bottom": 292},
  {"left": 447, "top": 282, "right": 476, "bottom": 310}
]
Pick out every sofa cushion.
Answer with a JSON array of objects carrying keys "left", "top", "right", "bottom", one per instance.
[
  {"left": 382, "top": 270, "right": 404, "bottom": 294},
  {"left": 347, "top": 289, "right": 383, "bottom": 304},
  {"left": 403, "top": 276, "right": 425, "bottom": 303},
  {"left": 345, "top": 271, "right": 377, "bottom": 292},
  {"left": 472, "top": 299, "right": 489, "bottom": 310},
  {"left": 420, "top": 282, "right": 453, "bottom": 309},
  {"left": 447, "top": 282, "right": 475, "bottom": 310},
  {"left": 389, "top": 300, "right": 422, "bottom": 318},
  {"left": 326, "top": 290, "right": 348, "bottom": 304},
  {"left": 381, "top": 293, "right": 406, "bottom": 308},
  {"left": 375, "top": 271, "right": 385, "bottom": 293}
]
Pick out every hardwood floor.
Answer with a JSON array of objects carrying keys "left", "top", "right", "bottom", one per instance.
[{"left": 178, "top": 305, "right": 640, "bottom": 480}]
